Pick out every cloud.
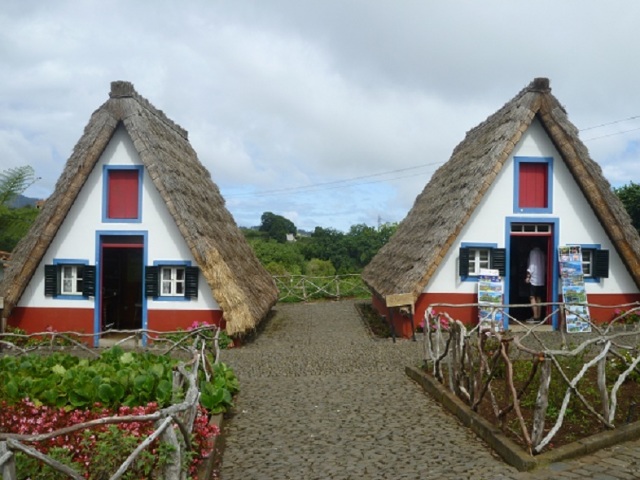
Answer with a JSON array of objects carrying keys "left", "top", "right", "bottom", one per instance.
[{"left": 1, "top": 0, "right": 640, "bottom": 232}]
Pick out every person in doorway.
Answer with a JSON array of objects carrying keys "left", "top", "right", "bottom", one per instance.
[{"left": 525, "top": 246, "right": 546, "bottom": 323}]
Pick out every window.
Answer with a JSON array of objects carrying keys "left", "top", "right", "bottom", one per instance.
[
  {"left": 145, "top": 263, "right": 199, "bottom": 300},
  {"left": 514, "top": 157, "right": 553, "bottom": 213},
  {"left": 61, "top": 265, "right": 84, "bottom": 295},
  {"left": 511, "top": 223, "right": 550, "bottom": 233},
  {"left": 468, "top": 248, "right": 490, "bottom": 275},
  {"left": 103, "top": 166, "right": 142, "bottom": 222},
  {"left": 44, "top": 261, "right": 95, "bottom": 298},
  {"left": 161, "top": 266, "right": 185, "bottom": 296},
  {"left": 459, "top": 244, "right": 505, "bottom": 280},
  {"left": 580, "top": 246, "right": 609, "bottom": 281}
]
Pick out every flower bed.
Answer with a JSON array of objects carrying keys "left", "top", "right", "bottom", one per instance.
[
  {"left": 0, "top": 399, "right": 219, "bottom": 478},
  {"left": 0, "top": 338, "right": 237, "bottom": 478}
]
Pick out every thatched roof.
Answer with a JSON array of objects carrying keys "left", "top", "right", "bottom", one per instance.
[
  {"left": 0, "top": 81, "right": 277, "bottom": 335},
  {"left": 363, "top": 77, "right": 640, "bottom": 303}
]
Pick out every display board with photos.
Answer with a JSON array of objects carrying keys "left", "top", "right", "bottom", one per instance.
[
  {"left": 558, "top": 245, "right": 591, "bottom": 333},
  {"left": 478, "top": 268, "right": 504, "bottom": 332}
]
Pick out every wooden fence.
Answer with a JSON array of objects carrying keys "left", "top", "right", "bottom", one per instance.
[
  {"left": 273, "top": 274, "right": 370, "bottom": 302},
  {"left": 422, "top": 301, "right": 640, "bottom": 455},
  {"left": 0, "top": 326, "right": 223, "bottom": 479}
]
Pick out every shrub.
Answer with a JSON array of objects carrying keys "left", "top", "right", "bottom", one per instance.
[{"left": 0, "top": 399, "right": 220, "bottom": 478}]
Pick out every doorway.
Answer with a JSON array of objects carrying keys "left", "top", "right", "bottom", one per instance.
[
  {"left": 100, "top": 236, "right": 143, "bottom": 331},
  {"left": 508, "top": 227, "right": 553, "bottom": 324}
]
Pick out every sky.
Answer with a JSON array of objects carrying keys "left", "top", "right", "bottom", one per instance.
[{"left": 1, "top": 1, "right": 640, "bottom": 232}]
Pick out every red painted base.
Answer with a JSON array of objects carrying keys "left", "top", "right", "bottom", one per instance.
[
  {"left": 147, "top": 310, "right": 225, "bottom": 332},
  {"left": 7, "top": 307, "right": 94, "bottom": 345},
  {"left": 5, "top": 307, "right": 227, "bottom": 345},
  {"left": 370, "top": 292, "right": 640, "bottom": 338}
]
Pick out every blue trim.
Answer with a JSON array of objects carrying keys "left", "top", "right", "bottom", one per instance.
[
  {"left": 504, "top": 217, "right": 560, "bottom": 331},
  {"left": 94, "top": 230, "right": 148, "bottom": 347},
  {"left": 54, "top": 259, "right": 89, "bottom": 265},
  {"left": 460, "top": 243, "right": 497, "bottom": 283},
  {"left": 574, "top": 243, "right": 602, "bottom": 283},
  {"left": 52, "top": 259, "right": 89, "bottom": 300},
  {"left": 513, "top": 156, "right": 554, "bottom": 214},
  {"left": 152, "top": 260, "right": 192, "bottom": 301},
  {"left": 102, "top": 165, "right": 143, "bottom": 223}
]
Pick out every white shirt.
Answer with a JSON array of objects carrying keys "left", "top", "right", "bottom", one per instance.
[{"left": 527, "top": 247, "right": 546, "bottom": 286}]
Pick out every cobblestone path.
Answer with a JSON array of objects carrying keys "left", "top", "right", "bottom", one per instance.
[{"left": 218, "top": 300, "right": 640, "bottom": 479}]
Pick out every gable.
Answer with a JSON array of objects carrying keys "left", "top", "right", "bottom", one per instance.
[
  {"left": 1, "top": 81, "right": 277, "bottom": 335},
  {"left": 17, "top": 126, "right": 219, "bottom": 310},
  {"left": 363, "top": 78, "right": 640, "bottom": 303},
  {"left": 427, "top": 119, "right": 637, "bottom": 294}
]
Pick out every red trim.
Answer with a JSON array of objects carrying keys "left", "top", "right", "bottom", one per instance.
[
  {"left": 147, "top": 309, "right": 225, "bottom": 332},
  {"left": 102, "top": 244, "right": 143, "bottom": 248},
  {"left": 370, "top": 292, "right": 640, "bottom": 338},
  {"left": 415, "top": 292, "right": 478, "bottom": 328},
  {"left": 7, "top": 307, "right": 94, "bottom": 345},
  {"left": 370, "top": 292, "right": 478, "bottom": 339},
  {"left": 6, "top": 307, "right": 228, "bottom": 344}
]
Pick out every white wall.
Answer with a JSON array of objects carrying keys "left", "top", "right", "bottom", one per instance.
[
  {"left": 426, "top": 118, "right": 637, "bottom": 294},
  {"left": 19, "top": 126, "right": 220, "bottom": 310}
]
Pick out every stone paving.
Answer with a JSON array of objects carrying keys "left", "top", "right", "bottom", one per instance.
[{"left": 218, "top": 300, "right": 640, "bottom": 479}]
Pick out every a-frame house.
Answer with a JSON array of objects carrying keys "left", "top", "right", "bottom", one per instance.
[
  {"left": 363, "top": 78, "right": 640, "bottom": 337},
  {"left": 0, "top": 81, "right": 278, "bottom": 342}
]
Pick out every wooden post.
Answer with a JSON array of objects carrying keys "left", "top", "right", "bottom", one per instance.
[
  {"left": 0, "top": 297, "right": 4, "bottom": 353},
  {"left": 0, "top": 441, "right": 16, "bottom": 480}
]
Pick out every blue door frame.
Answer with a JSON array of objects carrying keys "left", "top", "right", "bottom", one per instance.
[
  {"left": 94, "top": 231, "right": 148, "bottom": 347},
  {"left": 504, "top": 217, "right": 559, "bottom": 330}
]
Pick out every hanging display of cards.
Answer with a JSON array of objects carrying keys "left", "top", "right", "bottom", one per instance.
[
  {"left": 478, "top": 268, "right": 504, "bottom": 332},
  {"left": 558, "top": 245, "right": 591, "bottom": 333}
]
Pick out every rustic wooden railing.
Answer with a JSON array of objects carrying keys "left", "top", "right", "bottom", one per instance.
[
  {"left": 422, "top": 302, "right": 640, "bottom": 455},
  {"left": 273, "top": 274, "right": 370, "bottom": 302},
  {"left": 0, "top": 326, "right": 223, "bottom": 479}
]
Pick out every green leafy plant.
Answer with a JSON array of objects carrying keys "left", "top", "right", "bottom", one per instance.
[
  {"left": 165, "top": 322, "right": 233, "bottom": 350},
  {"left": 0, "top": 347, "right": 179, "bottom": 410},
  {"left": 199, "top": 362, "right": 239, "bottom": 413}
]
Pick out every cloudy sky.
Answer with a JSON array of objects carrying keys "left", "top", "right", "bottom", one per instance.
[{"left": 1, "top": 1, "right": 639, "bottom": 232}]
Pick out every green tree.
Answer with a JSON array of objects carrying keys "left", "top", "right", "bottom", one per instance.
[
  {"left": 249, "top": 239, "right": 305, "bottom": 275},
  {"left": 297, "top": 227, "right": 353, "bottom": 273},
  {"left": 259, "top": 211, "right": 297, "bottom": 243},
  {"left": 614, "top": 181, "right": 640, "bottom": 233},
  {"left": 0, "top": 166, "right": 39, "bottom": 251},
  {"left": 305, "top": 258, "right": 336, "bottom": 276},
  {"left": 342, "top": 223, "right": 397, "bottom": 271}
]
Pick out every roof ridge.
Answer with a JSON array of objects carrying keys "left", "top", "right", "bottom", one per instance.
[{"left": 109, "top": 81, "right": 189, "bottom": 139}]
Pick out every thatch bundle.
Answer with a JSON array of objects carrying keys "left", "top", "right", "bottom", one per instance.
[
  {"left": 363, "top": 78, "right": 640, "bottom": 303},
  {"left": 0, "top": 81, "right": 277, "bottom": 335}
]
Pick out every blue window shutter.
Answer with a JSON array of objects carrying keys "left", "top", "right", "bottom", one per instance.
[
  {"left": 185, "top": 267, "right": 199, "bottom": 299},
  {"left": 44, "top": 265, "right": 58, "bottom": 296}
]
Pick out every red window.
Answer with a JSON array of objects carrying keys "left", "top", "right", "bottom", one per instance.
[
  {"left": 107, "top": 170, "right": 139, "bottom": 219},
  {"left": 519, "top": 163, "right": 548, "bottom": 208}
]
